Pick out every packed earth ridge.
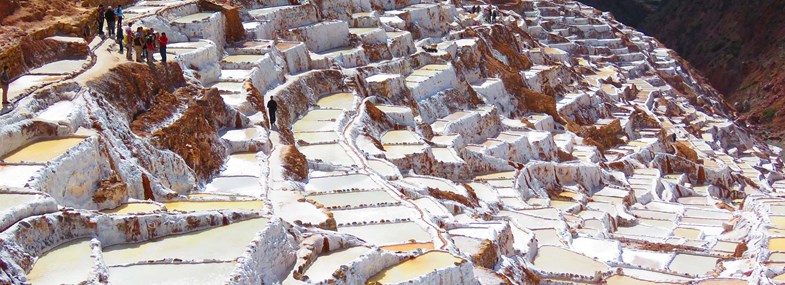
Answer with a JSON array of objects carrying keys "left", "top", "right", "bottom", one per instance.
[{"left": 0, "top": 0, "right": 782, "bottom": 284}]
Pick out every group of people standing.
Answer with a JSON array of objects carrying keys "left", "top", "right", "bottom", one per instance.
[
  {"left": 469, "top": 5, "right": 499, "bottom": 23},
  {"left": 96, "top": 5, "right": 169, "bottom": 64}
]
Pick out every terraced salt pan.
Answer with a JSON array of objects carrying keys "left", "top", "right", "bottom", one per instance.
[
  {"left": 107, "top": 262, "right": 237, "bottom": 284},
  {"left": 293, "top": 119, "right": 337, "bottom": 132},
  {"left": 210, "top": 81, "right": 246, "bottom": 93},
  {"left": 299, "top": 144, "right": 355, "bottom": 166},
  {"left": 667, "top": 254, "right": 718, "bottom": 276},
  {"left": 164, "top": 200, "right": 264, "bottom": 212},
  {"left": 34, "top": 100, "right": 77, "bottom": 122},
  {"left": 380, "top": 242, "right": 434, "bottom": 252},
  {"left": 308, "top": 191, "right": 396, "bottom": 208},
  {"left": 384, "top": 144, "right": 427, "bottom": 156},
  {"left": 222, "top": 54, "right": 265, "bottom": 63},
  {"left": 7, "top": 75, "right": 65, "bottom": 101},
  {"left": 475, "top": 171, "right": 516, "bottom": 180},
  {"left": 102, "top": 202, "right": 162, "bottom": 214},
  {"left": 220, "top": 153, "right": 262, "bottom": 177},
  {"left": 172, "top": 12, "right": 215, "bottom": 24},
  {"left": 102, "top": 218, "right": 269, "bottom": 265},
  {"left": 338, "top": 222, "right": 431, "bottom": 245},
  {"left": 0, "top": 165, "right": 43, "bottom": 187},
  {"left": 303, "top": 246, "right": 372, "bottom": 282},
  {"left": 533, "top": 246, "right": 609, "bottom": 276},
  {"left": 29, "top": 59, "right": 88, "bottom": 75},
  {"left": 381, "top": 130, "right": 421, "bottom": 144},
  {"left": 27, "top": 239, "right": 93, "bottom": 285},
  {"left": 367, "top": 251, "right": 463, "bottom": 284},
  {"left": 403, "top": 177, "right": 468, "bottom": 196},
  {"left": 332, "top": 205, "right": 418, "bottom": 224},
  {"left": 1, "top": 137, "right": 86, "bottom": 163},
  {"left": 367, "top": 159, "right": 400, "bottom": 178},
  {"left": 0, "top": 193, "right": 39, "bottom": 212},
  {"left": 293, "top": 131, "right": 340, "bottom": 144},
  {"left": 431, "top": 147, "right": 463, "bottom": 163},
  {"left": 306, "top": 174, "right": 382, "bottom": 193},
  {"left": 204, "top": 176, "right": 261, "bottom": 196},
  {"left": 316, "top": 92, "right": 354, "bottom": 110}
]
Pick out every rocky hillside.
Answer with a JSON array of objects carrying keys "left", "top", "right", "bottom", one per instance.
[
  {"left": 579, "top": 0, "right": 785, "bottom": 144},
  {"left": 640, "top": 0, "right": 785, "bottom": 143}
]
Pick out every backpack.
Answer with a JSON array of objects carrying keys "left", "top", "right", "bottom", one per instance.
[{"left": 133, "top": 36, "right": 142, "bottom": 46}]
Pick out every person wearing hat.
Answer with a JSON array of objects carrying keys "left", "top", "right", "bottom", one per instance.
[{"left": 105, "top": 6, "right": 116, "bottom": 37}]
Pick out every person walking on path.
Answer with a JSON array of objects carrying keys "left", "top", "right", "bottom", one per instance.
[
  {"left": 134, "top": 27, "right": 144, "bottom": 62},
  {"left": 145, "top": 32, "right": 155, "bottom": 63},
  {"left": 1, "top": 66, "right": 10, "bottom": 105},
  {"left": 267, "top": 96, "right": 278, "bottom": 129},
  {"left": 115, "top": 6, "right": 124, "bottom": 27},
  {"left": 105, "top": 6, "right": 116, "bottom": 37},
  {"left": 124, "top": 23, "right": 134, "bottom": 60},
  {"left": 97, "top": 5, "right": 105, "bottom": 36},
  {"left": 116, "top": 22, "right": 124, "bottom": 54},
  {"left": 158, "top": 33, "right": 168, "bottom": 63}
]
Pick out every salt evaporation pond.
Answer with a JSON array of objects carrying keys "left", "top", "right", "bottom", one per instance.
[
  {"left": 172, "top": 12, "right": 215, "bottom": 24},
  {"left": 163, "top": 200, "right": 264, "bottom": 212},
  {"left": 107, "top": 262, "right": 237, "bottom": 284},
  {"left": 219, "top": 153, "right": 261, "bottom": 177},
  {"left": 308, "top": 191, "right": 396, "bottom": 208},
  {"left": 338, "top": 221, "right": 431, "bottom": 245},
  {"left": 305, "top": 174, "right": 381, "bottom": 193},
  {"left": 317, "top": 92, "right": 354, "bottom": 109},
  {"left": 2, "top": 137, "right": 86, "bottom": 163},
  {"left": 303, "top": 246, "right": 371, "bottom": 282},
  {"left": 27, "top": 239, "right": 93, "bottom": 285},
  {"left": 0, "top": 193, "right": 39, "bottom": 212},
  {"left": 0, "top": 165, "right": 42, "bottom": 187},
  {"left": 102, "top": 218, "right": 268, "bottom": 265},
  {"left": 299, "top": 144, "right": 356, "bottom": 166},
  {"left": 380, "top": 242, "right": 434, "bottom": 252},
  {"left": 367, "top": 251, "right": 462, "bottom": 284},
  {"left": 34, "top": 100, "right": 76, "bottom": 122},
  {"left": 204, "top": 176, "right": 261, "bottom": 196},
  {"left": 532, "top": 246, "right": 609, "bottom": 276},
  {"left": 102, "top": 202, "right": 162, "bottom": 214}
]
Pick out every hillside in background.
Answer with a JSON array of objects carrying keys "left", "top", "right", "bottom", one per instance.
[{"left": 581, "top": 0, "right": 785, "bottom": 144}]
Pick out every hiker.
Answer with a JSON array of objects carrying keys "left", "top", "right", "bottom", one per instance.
[
  {"left": 158, "top": 33, "right": 168, "bottom": 63},
  {"left": 115, "top": 6, "right": 124, "bottom": 27},
  {"left": 267, "top": 96, "right": 278, "bottom": 128},
  {"left": 124, "top": 23, "right": 134, "bottom": 60},
  {"left": 145, "top": 32, "right": 155, "bottom": 63},
  {"left": 97, "top": 5, "right": 105, "bottom": 35},
  {"left": 116, "top": 22, "right": 124, "bottom": 53},
  {"left": 1, "top": 66, "right": 9, "bottom": 105},
  {"left": 134, "top": 27, "right": 144, "bottom": 62},
  {"left": 105, "top": 6, "right": 116, "bottom": 37}
]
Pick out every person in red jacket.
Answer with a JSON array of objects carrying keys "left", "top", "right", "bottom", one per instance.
[{"left": 158, "top": 33, "right": 168, "bottom": 63}]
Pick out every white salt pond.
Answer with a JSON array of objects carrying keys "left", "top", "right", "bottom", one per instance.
[
  {"left": 667, "top": 254, "right": 718, "bottom": 276},
  {"left": 172, "top": 12, "right": 215, "bottom": 24},
  {"left": 338, "top": 222, "right": 431, "bottom": 245},
  {"left": 102, "top": 218, "right": 269, "bottom": 265},
  {"left": 29, "top": 59, "right": 88, "bottom": 75},
  {"left": 306, "top": 174, "right": 382, "bottom": 193},
  {"left": 204, "top": 176, "right": 262, "bottom": 196},
  {"left": 219, "top": 153, "right": 261, "bottom": 177},
  {"left": 316, "top": 92, "right": 354, "bottom": 110},
  {"left": 34, "top": 100, "right": 76, "bottom": 122},
  {"left": 0, "top": 193, "right": 39, "bottom": 213},
  {"left": 332, "top": 205, "right": 417, "bottom": 224},
  {"left": 27, "top": 239, "right": 93, "bottom": 285},
  {"left": 107, "top": 262, "right": 236, "bottom": 284},
  {"left": 7, "top": 75, "right": 65, "bottom": 101},
  {"left": 367, "top": 251, "right": 462, "bottom": 284},
  {"left": 0, "top": 165, "right": 43, "bottom": 188},
  {"left": 403, "top": 176, "right": 468, "bottom": 196},
  {"left": 308, "top": 191, "right": 396, "bottom": 208},
  {"left": 381, "top": 130, "right": 421, "bottom": 144},
  {"left": 102, "top": 202, "right": 162, "bottom": 214},
  {"left": 533, "top": 246, "right": 609, "bottom": 277},
  {"left": 299, "top": 144, "right": 356, "bottom": 166},
  {"left": 164, "top": 200, "right": 264, "bottom": 212},
  {"left": 303, "top": 246, "right": 371, "bottom": 282},
  {"left": 2, "top": 137, "right": 86, "bottom": 163}
]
